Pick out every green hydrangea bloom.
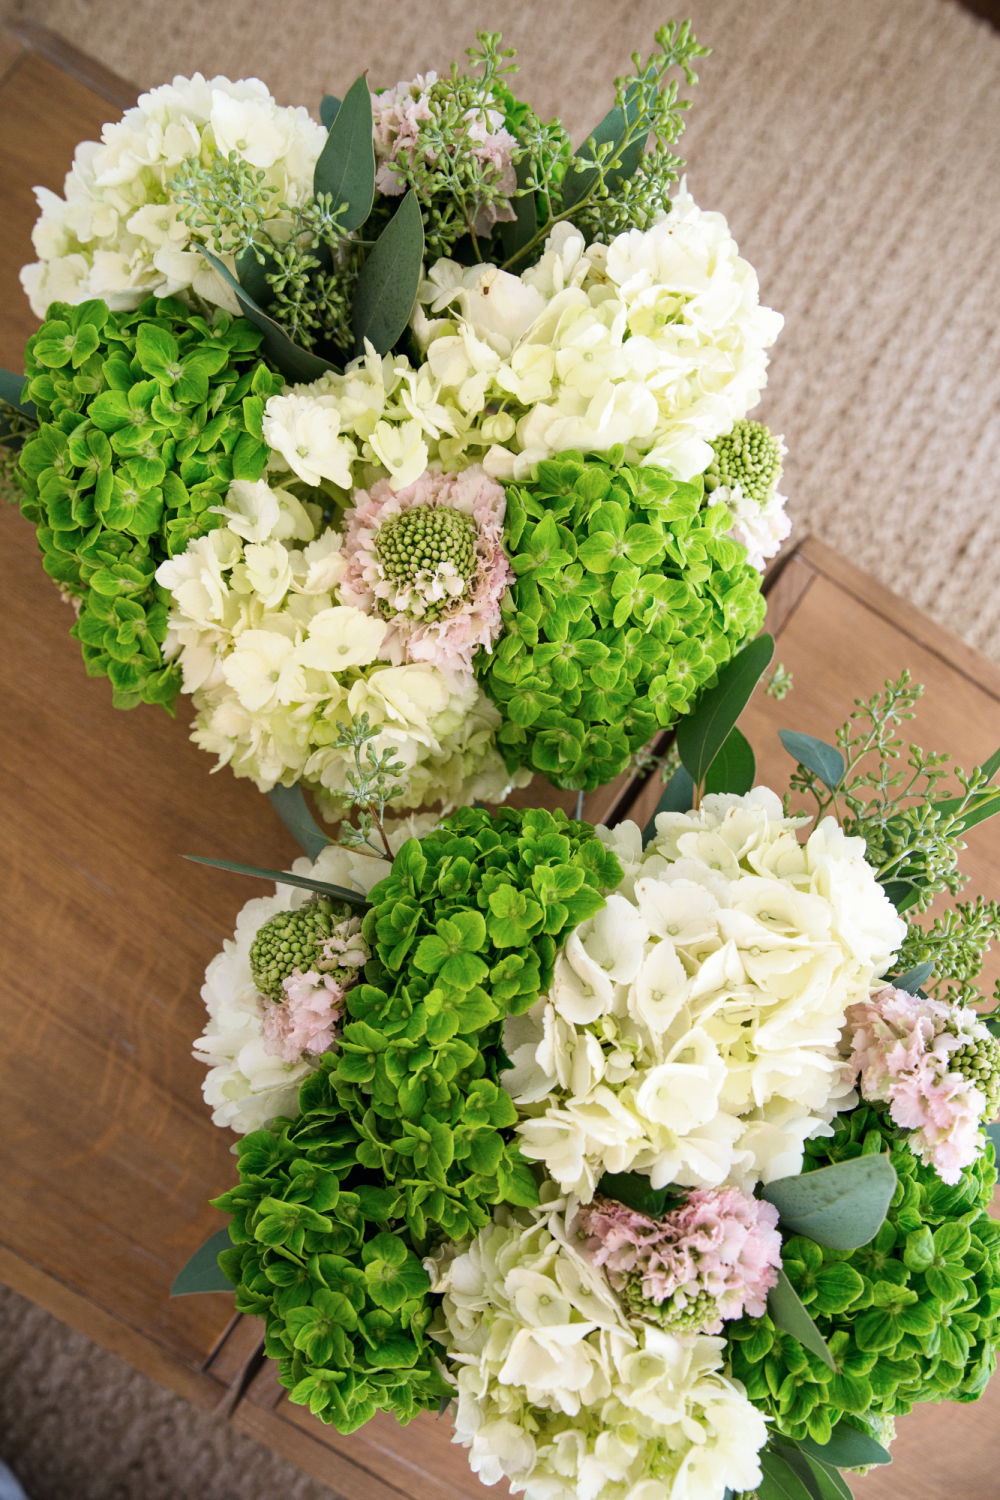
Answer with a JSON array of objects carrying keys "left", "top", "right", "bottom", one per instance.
[
  {"left": 16, "top": 296, "right": 283, "bottom": 711},
  {"left": 249, "top": 899, "right": 352, "bottom": 1000},
  {"left": 705, "top": 419, "right": 783, "bottom": 507},
  {"left": 209, "top": 805, "right": 623, "bottom": 1434},
  {"left": 478, "top": 451, "right": 767, "bottom": 792},
  {"left": 727, "top": 1104, "right": 1000, "bottom": 1447}
]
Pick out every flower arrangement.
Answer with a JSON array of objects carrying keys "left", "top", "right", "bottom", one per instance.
[
  {"left": 173, "top": 649, "right": 1000, "bottom": 1500},
  {"left": 3, "top": 21, "right": 792, "bottom": 819}
]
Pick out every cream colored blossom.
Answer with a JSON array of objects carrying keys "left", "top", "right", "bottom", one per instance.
[{"left": 507, "top": 789, "right": 905, "bottom": 1198}]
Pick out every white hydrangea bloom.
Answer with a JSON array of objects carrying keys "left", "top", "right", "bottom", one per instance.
[
  {"left": 156, "top": 476, "right": 524, "bottom": 811},
  {"left": 427, "top": 1191, "right": 768, "bottom": 1500},
  {"left": 194, "top": 815, "right": 437, "bottom": 1132},
  {"left": 407, "top": 181, "right": 782, "bottom": 482},
  {"left": 506, "top": 789, "right": 906, "bottom": 1197},
  {"left": 20, "top": 74, "right": 325, "bottom": 317}
]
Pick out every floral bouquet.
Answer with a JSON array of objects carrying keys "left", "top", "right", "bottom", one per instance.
[
  {"left": 1, "top": 21, "right": 790, "bottom": 821},
  {"left": 173, "top": 642, "right": 1000, "bottom": 1500}
]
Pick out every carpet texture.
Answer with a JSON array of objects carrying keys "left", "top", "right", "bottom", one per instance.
[
  {"left": 5, "top": 0, "right": 1000, "bottom": 657},
  {"left": 2, "top": 2, "right": 1000, "bottom": 1498}
]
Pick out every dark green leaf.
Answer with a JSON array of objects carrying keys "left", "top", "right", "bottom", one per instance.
[
  {"left": 500, "top": 155, "right": 538, "bottom": 263},
  {"left": 0, "top": 366, "right": 35, "bottom": 417},
  {"left": 676, "top": 634, "right": 774, "bottom": 788},
  {"left": 762, "top": 1155, "right": 897, "bottom": 1250},
  {"left": 773, "top": 1449, "right": 825, "bottom": 1500},
  {"left": 268, "top": 783, "right": 331, "bottom": 861},
  {"left": 892, "top": 962, "right": 934, "bottom": 994},
  {"left": 641, "top": 765, "right": 694, "bottom": 846},
  {"left": 882, "top": 879, "right": 921, "bottom": 914},
  {"left": 757, "top": 1448, "right": 817, "bottom": 1500},
  {"left": 198, "top": 246, "right": 338, "bottom": 383},
  {"left": 767, "top": 1268, "right": 837, "bottom": 1370},
  {"left": 562, "top": 68, "right": 655, "bottom": 210},
  {"left": 778, "top": 1449, "right": 854, "bottom": 1500},
  {"left": 351, "top": 190, "right": 424, "bottom": 357},
  {"left": 986, "top": 1121, "right": 1000, "bottom": 1153},
  {"left": 704, "top": 725, "right": 756, "bottom": 796},
  {"left": 313, "top": 74, "right": 375, "bottom": 232},
  {"left": 596, "top": 1171, "right": 676, "bottom": 1218},
  {"left": 779, "top": 730, "right": 845, "bottom": 792},
  {"left": 184, "top": 854, "right": 367, "bottom": 908},
  {"left": 320, "top": 95, "right": 341, "bottom": 129},
  {"left": 796, "top": 1421, "right": 890, "bottom": 1469},
  {"left": 170, "top": 1229, "right": 234, "bottom": 1295},
  {"left": 234, "top": 244, "right": 276, "bottom": 306}
]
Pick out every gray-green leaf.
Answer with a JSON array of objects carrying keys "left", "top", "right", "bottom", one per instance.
[
  {"left": 562, "top": 68, "right": 655, "bottom": 210},
  {"left": 779, "top": 729, "right": 845, "bottom": 791},
  {"left": 892, "top": 962, "right": 933, "bottom": 994},
  {"left": 234, "top": 244, "right": 277, "bottom": 307},
  {"left": 0, "top": 366, "right": 35, "bottom": 417},
  {"left": 351, "top": 190, "right": 424, "bottom": 356},
  {"left": 313, "top": 74, "right": 375, "bottom": 232},
  {"left": 767, "top": 1267, "right": 837, "bottom": 1370},
  {"left": 762, "top": 1155, "right": 897, "bottom": 1250},
  {"left": 320, "top": 94, "right": 341, "bottom": 129},
  {"left": 198, "top": 246, "right": 338, "bottom": 383},
  {"left": 796, "top": 1421, "right": 890, "bottom": 1470},
  {"left": 704, "top": 725, "right": 755, "bottom": 796},
  {"left": 676, "top": 633, "right": 774, "bottom": 788},
  {"left": 184, "top": 854, "right": 367, "bottom": 908},
  {"left": 641, "top": 765, "right": 695, "bottom": 846},
  {"left": 778, "top": 1448, "right": 853, "bottom": 1500},
  {"left": 758, "top": 1447, "right": 818, "bottom": 1500},
  {"left": 268, "top": 783, "right": 331, "bottom": 861},
  {"left": 170, "top": 1229, "right": 234, "bottom": 1296}
]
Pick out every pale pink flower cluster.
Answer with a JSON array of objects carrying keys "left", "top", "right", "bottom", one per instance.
[
  {"left": 580, "top": 1187, "right": 782, "bottom": 1336},
  {"left": 845, "top": 985, "right": 988, "bottom": 1184},
  {"left": 262, "top": 971, "right": 345, "bottom": 1062},
  {"left": 370, "top": 75, "right": 516, "bottom": 233},
  {"left": 339, "top": 464, "right": 512, "bottom": 671},
  {"left": 318, "top": 914, "right": 369, "bottom": 970}
]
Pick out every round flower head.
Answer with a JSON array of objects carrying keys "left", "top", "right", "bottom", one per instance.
[
  {"left": 428, "top": 1193, "right": 769, "bottom": 1500},
  {"left": 579, "top": 1187, "right": 782, "bottom": 1335},
  {"left": 505, "top": 789, "right": 906, "bottom": 1198},
  {"left": 705, "top": 420, "right": 784, "bottom": 508},
  {"left": 339, "top": 464, "right": 512, "bottom": 670},
  {"left": 844, "top": 984, "right": 995, "bottom": 1183}
]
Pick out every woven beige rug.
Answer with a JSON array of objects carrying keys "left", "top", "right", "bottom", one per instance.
[{"left": 8, "top": 0, "right": 1000, "bottom": 659}]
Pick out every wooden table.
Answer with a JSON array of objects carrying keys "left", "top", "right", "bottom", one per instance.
[{"left": 2, "top": 23, "right": 999, "bottom": 1500}]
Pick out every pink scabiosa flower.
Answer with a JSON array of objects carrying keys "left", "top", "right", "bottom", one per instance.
[
  {"left": 339, "top": 464, "right": 512, "bottom": 671},
  {"left": 578, "top": 1186, "right": 782, "bottom": 1335},
  {"left": 262, "top": 970, "right": 345, "bottom": 1063},
  {"left": 845, "top": 985, "right": 998, "bottom": 1184}
]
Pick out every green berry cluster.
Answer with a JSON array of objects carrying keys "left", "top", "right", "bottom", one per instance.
[
  {"left": 249, "top": 899, "right": 351, "bottom": 1001},
  {"left": 478, "top": 451, "right": 767, "bottom": 793},
  {"left": 620, "top": 1280, "right": 717, "bottom": 1334},
  {"left": 375, "top": 504, "right": 478, "bottom": 606},
  {"left": 727, "top": 1104, "right": 1000, "bottom": 1447},
  {"left": 952, "top": 1033, "right": 1000, "bottom": 1119},
  {"left": 211, "top": 1132, "right": 450, "bottom": 1434},
  {"left": 704, "top": 419, "right": 783, "bottom": 508},
  {"left": 16, "top": 296, "right": 283, "bottom": 710}
]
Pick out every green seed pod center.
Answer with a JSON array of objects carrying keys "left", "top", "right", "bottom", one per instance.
[{"left": 705, "top": 419, "right": 783, "bottom": 507}]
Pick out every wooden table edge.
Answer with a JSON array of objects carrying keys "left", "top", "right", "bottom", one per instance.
[{"left": 4, "top": 19, "right": 138, "bottom": 110}]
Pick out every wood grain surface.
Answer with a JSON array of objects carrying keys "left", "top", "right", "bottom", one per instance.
[{"left": 2, "top": 24, "right": 999, "bottom": 1500}]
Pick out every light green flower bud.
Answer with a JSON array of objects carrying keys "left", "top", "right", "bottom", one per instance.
[
  {"left": 705, "top": 419, "right": 784, "bottom": 507},
  {"left": 619, "top": 1277, "right": 719, "bottom": 1334},
  {"left": 249, "top": 899, "right": 345, "bottom": 1000},
  {"left": 951, "top": 1033, "right": 1000, "bottom": 1118}
]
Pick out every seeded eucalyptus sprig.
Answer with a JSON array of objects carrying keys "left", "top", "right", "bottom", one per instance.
[{"left": 330, "top": 713, "right": 408, "bottom": 859}]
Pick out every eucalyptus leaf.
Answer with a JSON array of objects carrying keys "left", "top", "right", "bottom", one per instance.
[
  {"left": 986, "top": 1120, "right": 1000, "bottom": 1153},
  {"left": 641, "top": 765, "right": 695, "bottom": 846},
  {"left": 320, "top": 94, "right": 341, "bottom": 129},
  {"left": 767, "top": 1268, "right": 837, "bottom": 1369},
  {"left": 313, "top": 74, "right": 375, "bottom": 232},
  {"left": 500, "top": 155, "right": 538, "bottom": 262},
  {"left": 199, "top": 246, "right": 338, "bottom": 383},
  {"left": 184, "top": 854, "right": 367, "bottom": 908},
  {"left": 757, "top": 1448, "right": 817, "bottom": 1500},
  {"left": 0, "top": 366, "right": 35, "bottom": 417},
  {"left": 796, "top": 1422, "right": 890, "bottom": 1469},
  {"left": 562, "top": 68, "right": 654, "bottom": 210},
  {"left": 773, "top": 1449, "right": 825, "bottom": 1500},
  {"left": 892, "top": 962, "right": 934, "bottom": 994},
  {"left": 676, "top": 633, "right": 774, "bottom": 788},
  {"left": 704, "top": 725, "right": 755, "bottom": 796},
  {"left": 268, "top": 784, "right": 331, "bottom": 861},
  {"left": 170, "top": 1229, "right": 234, "bottom": 1296},
  {"left": 778, "top": 1449, "right": 854, "bottom": 1500},
  {"left": 234, "top": 244, "right": 276, "bottom": 306},
  {"left": 881, "top": 878, "right": 921, "bottom": 914},
  {"left": 762, "top": 1155, "right": 897, "bottom": 1250},
  {"left": 351, "top": 189, "right": 424, "bottom": 356},
  {"left": 779, "top": 730, "right": 845, "bottom": 792},
  {"left": 596, "top": 1170, "right": 676, "bottom": 1218}
]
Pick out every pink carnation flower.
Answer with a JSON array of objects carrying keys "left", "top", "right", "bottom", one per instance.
[
  {"left": 339, "top": 464, "right": 511, "bottom": 670},
  {"left": 845, "top": 985, "right": 988, "bottom": 1184},
  {"left": 262, "top": 970, "right": 345, "bottom": 1063},
  {"left": 579, "top": 1187, "right": 782, "bottom": 1336}
]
